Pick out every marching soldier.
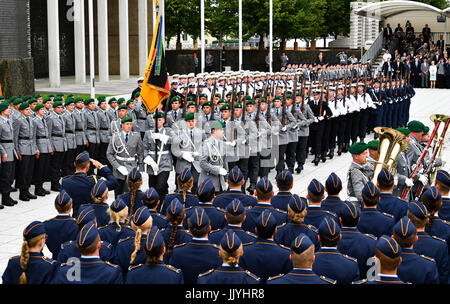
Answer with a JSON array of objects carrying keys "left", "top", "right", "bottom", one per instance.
[
  {"left": 0, "top": 101, "right": 17, "bottom": 207},
  {"left": 32, "top": 104, "right": 52, "bottom": 197},
  {"left": 294, "top": 91, "right": 314, "bottom": 174},
  {"left": 272, "top": 96, "right": 296, "bottom": 173},
  {"left": 73, "top": 97, "right": 87, "bottom": 156},
  {"left": 106, "top": 97, "right": 119, "bottom": 122},
  {"left": 84, "top": 98, "right": 100, "bottom": 175},
  {"left": 61, "top": 98, "right": 77, "bottom": 177},
  {"left": 133, "top": 92, "right": 148, "bottom": 140},
  {"left": 96, "top": 98, "right": 112, "bottom": 168}
]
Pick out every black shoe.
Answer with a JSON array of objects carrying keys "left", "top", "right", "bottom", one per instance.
[
  {"left": 20, "top": 191, "right": 30, "bottom": 201},
  {"left": 295, "top": 164, "right": 303, "bottom": 174},
  {"left": 321, "top": 153, "right": 327, "bottom": 163},
  {"left": 51, "top": 184, "right": 61, "bottom": 192},
  {"left": 313, "top": 155, "right": 320, "bottom": 166},
  {"left": 327, "top": 149, "right": 334, "bottom": 159},
  {"left": 11, "top": 187, "right": 18, "bottom": 193},
  {"left": 288, "top": 167, "right": 294, "bottom": 174},
  {"left": 44, "top": 189, "right": 51, "bottom": 195},
  {"left": 246, "top": 183, "right": 256, "bottom": 194},
  {"left": 342, "top": 143, "right": 349, "bottom": 153},
  {"left": 26, "top": 191, "right": 37, "bottom": 200},
  {"left": 0, "top": 204, "right": 4, "bottom": 209},
  {"left": 337, "top": 145, "right": 343, "bottom": 156},
  {"left": 35, "top": 188, "right": 46, "bottom": 197},
  {"left": 2, "top": 195, "right": 14, "bottom": 206}
]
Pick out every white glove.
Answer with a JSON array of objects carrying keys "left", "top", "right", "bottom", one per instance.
[
  {"left": 314, "top": 117, "right": 319, "bottom": 123},
  {"left": 191, "top": 151, "right": 199, "bottom": 157},
  {"left": 405, "top": 178, "right": 414, "bottom": 187},
  {"left": 117, "top": 166, "right": 129, "bottom": 176},
  {"left": 371, "top": 104, "right": 377, "bottom": 109},
  {"left": 318, "top": 116, "right": 324, "bottom": 121},
  {"left": 281, "top": 126, "right": 287, "bottom": 132},
  {"left": 418, "top": 175, "right": 428, "bottom": 185},
  {"left": 182, "top": 152, "right": 194, "bottom": 163},
  {"left": 219, "top": 168, "right": 228, "bottom": 176},
  {"left": 228, "top": 141, "right": 236, "bottom": 147},
  {"left": 241, "top": 139, "right": 247, "bottom": 145},
  {"left": 144, "top": 155, "right": 155, "bottom": 166},
  {"left": 152, "top": 133, "right": 161, "bottom": 140},
  {"left": 159, "top": 134, "right": 170, "bottom": 144}
]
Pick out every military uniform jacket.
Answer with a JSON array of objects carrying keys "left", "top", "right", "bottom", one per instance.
[
  {"left": 321, "top": 196, "right": 345, "bottom": 216},
  {"left": 112, "top": 235, "right": 147, "bottom": 277},
  {"left": 295, "top": 103, "right": 315, "bottom": 137},
  {"left": 438, "top": 197, "right": 450, "bottom": 222},
  {"left": 271, "top": 107, "right": 296, "bottom": 145},
  {"left": 107, "top": 130, "right": 144, "bottom": 180},
  {"left": 106, "top": 107, "right": 119, "bottom": 122},
  {"left": 274, "top": 221, "right": 320, "bottom": 250},
  {"left": 73, "top": 109, "right": 87, "bottom": 146},
  {"left": 241, "top": 203, "right": 287, "bottom": 233},
  {"left": 377, "top": 192, "right": 408, "bottom": 222},
  {"left": 149, "top": 210, "right": 170, "bottom": 230},
  {"left": 255, "top": 111, "right": 274, "bottom": 155},
  {"left": 267, "top": 268, "right": 335, "bottom": 284},
  {"left": 197, "top": 265, "right": 260, "bottom": 284},
  {"left": 160, "top": 225, "right": 193, "bottom": 263},
  {"left": 46, "top": 112, "right": 67, "bottom": 152},
  {"left": 98, "top": 222, "right": 135, "bottom": 249},
  {"left": 97, "top": 109, "right": 111, "bottom": 143},
  {"left": 161, "top": 192, "right": 199, "bottom": 215},
  {"left": 2, "top": 252, "right": 58, "bottom": 284},
  {"left": 52, "top": 257, "right": 123, "bottom": 284},
  {"left": 286, "top": 105, "right": 301, "bottom": 143},
  {"left": 184, "top": 203, "right": 227, "bottom": 231},
  {"left": 367, "top": 274, "right": 405, "bottom": 284},
  {"left": 304, "top": 205, "right": 338, "bottom": 230},
  {"left": 312, "top": 247, "right": 360, "bottom": 284},
  {"left": 394, "top": 151, "right": 412, "bottom": 197},
  {"left": 347, "top": 162, "right": 373, "bottom": 202},
  {"left": 43, "top": 215, "right": 78, "bottom": 259},
  {"left": 172, "top": 126, "right": 205, "bottom": 174},
  {"left": 165, "top": 109, "right": 183, "bottom": 128},
  {"left": 223, "top": 118, "right": 247, "bottom": 162},
  {"left": 0, "top": 116, "right": 16, "bottom": 161},
  {"left": 397, "top": 248, "right": 439, "bottom": 284},
  {"left": 125, "top": 261, "right": 184, "bottom": 284},
  {"left": 142, "top": 127, "right": 173, "bottom": 175},
  {"left": 133, "top": 101, "right": 148, "bottom": 133},
  {"left": 209, "top": 224, "right": 257, "bottom": 246},
  {"left": 212, "top": 189, "right": 257, "bottom": 209},
  {"left": 357, "top": 207, "right": 395, "bottom": 238},
  {"left": 84, "top": 109, "right": 100, "bottom": 144},
  {"left": 33, "top": 116, "right": 52, "bottom": 154},
  {"left": 199, "top": 136, "right": 228, "bottom": 192},
  {"left": 57, "top": 240, "right": 113, "bottom": 264},
  {"left": 270, "top": 191, "right": 293, "bottom": 212},
  {"left": 13, "top": 114, "right": 37, "bottom": 155},
  {"left": 62, "top": 111, "right": 77, "bottom": 150}
]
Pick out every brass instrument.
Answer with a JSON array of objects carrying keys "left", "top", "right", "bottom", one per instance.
[
  {"left": 428, "top": 114, "right": 449, "bottom": 184},
  {"left": 371, "top": 127, "right": 409, "bottom": 183}
]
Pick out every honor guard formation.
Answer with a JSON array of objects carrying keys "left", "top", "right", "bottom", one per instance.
[{"left": 1, "top": 66, "right": 449, "bottom": 285}]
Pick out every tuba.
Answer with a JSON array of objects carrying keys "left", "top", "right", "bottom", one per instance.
[
  {"left": 371, "top": 127, "right": 409, "bottom": 183},
  {"left": 428, "top": 114, "right": 449, "bottom": 185}
]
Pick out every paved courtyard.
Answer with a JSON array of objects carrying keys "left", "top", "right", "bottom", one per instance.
[{"left": 0, "top": 87, "right": 448, "bottom": 282}]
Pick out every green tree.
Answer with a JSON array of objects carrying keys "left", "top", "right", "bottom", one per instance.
[
  {"left": 165, "top": 0, "right": 200, "bottom": 49},
  {"left": 205, "top": 0, "right": 238, "bottom": 42}
]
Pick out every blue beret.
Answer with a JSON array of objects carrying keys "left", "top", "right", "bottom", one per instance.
[
  {"left": 291, "top": 233, "right": 314, "bottom": 254},
  {"left": 255, "top": 210, "right": 277, "bottom": 231},
  {"left": 276, "top": 169, "right": 293, "bottom": 185},
  {"left": 132, "top": 206, "right": 152, "bottom": 227},
  {"left": 318, "top": 216, "right": 341, "bottom": 238},
  {"left": 422, "top": 186, "right": 441, "bottom": 204},
  {"left": 128, "top": 168, "right": 142, "bottom": 182},
  {"left": 197, "top": 178, "right": 215, "bottom": 196},
  {"left": 55, "top": 190, "right": 71, "bottom": 207},
  {"left": 377, "top": 168, "right": 394, "bottom": 185},
  {"left": 189, "top": 207, "right": 210, "bottom": 228},
  {"left": 77, "top": 206, "right": 96, "bottom": 226},
  {"left": 220, "top": 230, "right": 242, "bottom": 253},
  {"left": 394, "top": 216, "right": 416, "bottom": 239},
  {"left": 167, "top": 198, "right": 183, "bottom": 217},
  {"left": 256, "top": 176, "right": 273, "bottom": 194},
  {"left": 178, "top": 167, "right": 192, "bottom": 184},
  {"left": 362, "top": 181, "right": 380, "bottom": 199},
  {"left": 228, "top": 166, "right": 244, "bottom": 184},
  {"left": 145, "top": 227, "right": 165, "bottom": 254},
  {"left": 23, "top": 221, "right": 46, "bottom": 241},
  {"left": 436, "top": 170, "right": 450, "bottom": 187},
  {"left": 75, "top": 151, "right": 90, "bottom": 164},
  {"left": 143, "top": 187, "right": 159, "bottom": 202},
  {"left": 110, "top": 198, "right": 127, "bottom": 213},
  {"left": 377, "top": 235, "right": 402, "bottom": 258},
  {"left": 308, "top": 178, "right": 324, "bottom": 196},
  {"left": 408, "top": 200, "right": 429, "bottom": 220},
  {"left": 340, "top": 200, "right": 360, "bottom": 220},
  {"left": 325, "top": 173, "right": 342, "bottom": 192},
  {"left": 76, "top": 221, "right": 99, "bottom": 249},
  {"left": 288, "top": 194, "right": 307, "bottom": 213},
  {"left": 226, "top": 199, "right": 245, "bottom": 216},
  {"left": 91, "top": 179, "right": 108, "bottom": 198}
]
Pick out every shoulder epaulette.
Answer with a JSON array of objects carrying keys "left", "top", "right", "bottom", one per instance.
[
  {"left": 325, "top": 210, "right": 338, "bottom": 218},
  {"left": 173, "top": 242, "right": 187, "bottom": 249},
  {"left": 97, "top": 224, "right": 109, "bottom": 230},
  {"left": 101, "top": 241, "right": 112, "bottom": 249},
  {"left": 437, "top": 218, "right": 450, "bottom": 226},
  {"left": 364, "top": 233, "right": 377, "bottom": 240},
  {"left": 9, "top": 255, "right": 20, "bottom": 261},
  {"left": 165, "top": 264, "right": 182, "bottom": 274},
  {"left": 245, "top": 270, "right": 260, "bottom": 281},
  {"left": 431, "top": 235, "right": 446, "bottom": 243},
  {"left": 351, "top": 278, "right": 367, "bottom": 284},
  {"left": 41, "top": 256, "right": 56, "bottom": 265},
  {"left": 381, "top": 212, "right": 394, "bottom": 219},
  {"left": 277, "top": 222, "right": 287, "bottom": 229},
  {"left": 245, "top": 231, "right": 257, "bottom": 238},
  {"left": 215, "top": 206, "right": 226, "bottom": 212},
  {"left": 210, "top": 228, "right": 221, "bottom": 234},
  {"left": 306, "top": 224, "right": 319, "bottom": 233},
  {"left": 343, "top": 254, "right": 358, "bottom": 263},
  {"left": 118, "top": 236, "right": 133, "bottom": 244},
  {"left": 128, "top": 264, "right": 143, "bottom": 271},
  {"left": 320, "top": 276, "right": 337, "bottom": 284},
  {"left": 105, "top": 261, "right": 120, "bottom": 269},
  {"left": 185, "top": 206, "right": 194, "bottom": 211},
  {"left": 274, "top": 208, "right": 287, "bottom": 214},
  {"left": 267, "top": 273, "right": 285, "bottom": 281},
  {"left": 198, "top": 268, "right": 215, "bottom": 278},
  {"left": 420, "top": 255, "right": 436, "bottom": 263},
  {"left": 61, "top": 240, "right": 74, "bottom": 249},
  {"left": 279, "top": 244, "right": 290, "bottom": 251}
]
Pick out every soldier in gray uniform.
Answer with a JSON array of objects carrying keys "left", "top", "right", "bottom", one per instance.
[
  {"left": 243, "top": 99, "right": 260, "bottom": 193},
  {"left": 256, "top": 97, "right": 276, "bottom": 178},
  {"left": 106, "top": 97, "right": 119, "bottom": 122},
  {"left": 106, "top": 116, "right": 144, "bottom": 198},
  {"left": 13, "top": 102, "right": 38, "bottom": 201},
  {"left": 84, "top": 98, "right": 100, "bottom": 175},
  {"left": 133, "top": 93, "right": 149, "bottom": 140},
  {"left": 393, "top": 128, "right": 414, "bottom": 199},
  {"left": 294, "top": 91, "right": 314, "bottom": 174},
  {"left": 61, "top": 98, "right": 77, "bottom": 177},
  {"left": 46, "top": 101, "right": 68, "bottom": 191},
  {"left": 32, "top": 104, "right": 52, "bottom": 197},
  {"left": 73, "top": 97, "right": 87, "bottom": 156},
  {"left": 285, "top": 93, "right": 300, "bottom": 173},
  {"left": 97, "top": 98, "right": 112, "bottom": 168}
]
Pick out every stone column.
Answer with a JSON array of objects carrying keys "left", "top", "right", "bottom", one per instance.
[
  {"left": 74, "top": 0, "right": 86, "bottom": 84},
  {"left": 138, "top": 0, "right": 148, "bottom": 77},
  {"left": 119, "top": 0, "right": 129, "bottom": 80},
  {"left": 98, "top": 0, "right": 109, "bottom": 82},
  {"left": 47, "top": 0, "right": 60, "bottom": 88}
]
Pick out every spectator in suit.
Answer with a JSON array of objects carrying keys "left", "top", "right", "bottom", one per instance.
[
  {"left": 411, "top": 57, "right": 421, "bottom": 87},
  {"left": 405, "top": 22, "right": 414, "bottom": 35},
  {"left": 436, "top": 35, "right": 445, "bottom": 53},
  {"left": 383, "top": 23, "right": 393, "bottom": 47},
  {"left": 421, "top": 57, "right": 430, "bottom": 88},
  {"left": 403, "top": 59, "right": 411, "bottom": 80},
  {"left": 445, "top": 59, "right": 450, "bottom": 88},
  {"left": 393, "top": 57, "right": 404, "bottom": 79},
  {"left": 382, "top": 57, "right": 393, "bottom": 78},
  {"left": 436, "top": 57, "right": 447, "bottom": 88},
  {"left": 394, "top": 23, "right": 403, "bottom": 35},
  {"left": 422, "top": 24, "right": 431, "bottom": 42}
]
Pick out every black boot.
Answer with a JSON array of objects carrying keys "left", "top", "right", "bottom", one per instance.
[
  {"left": 321, "top": 152, "right": 327, "bottom": 163},
  {"left": 288, "top": 167, "right": 294, "bottom": 174},
  {"left": 337, "top": 145, "right": 342, "bottom": 156},
  {"left": 51, "top": 183, "right": 61, "bottom": 192},
  {"left": 246, "top": 183, "right": 256, "bottom": 195},
  {"left": 19, "top": 190, "right": 30, "bottom": 201},
  {"left": 2, "top": 193, "right": 15, "bottom": 206},
  {"left": 313, "top": 155, "right": 320, "bottom": 166},
  {"left": 295, "top": 164, "right": 303, "bottom": 174},
  {"left": 342, "top": 143, "right": 349, "bottom": 153},
  {"left": 26, "top": 190, "right": 37, "bottom": 200},
  {"left": 327, "top": 149, "right": 334, "bottom": 159},
  {"left": 35, "top": 187, "right": 46, "bottom": 197}
]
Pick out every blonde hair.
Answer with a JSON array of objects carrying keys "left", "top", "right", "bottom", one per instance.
[
  {"left": 287, "top": 205, "right": 307, "bottom": 224},
  {"left": 129, "top": 217, "right": 152, "bottom": 265},
  {"left": 128, "top": 178, "right": 143, "bottom": 217},
  {"left": 219, "top": 244, "right": 243, "bottom": 267},
  {"left": 91, "top": 189, "right": 108, "bottom": 204},
  {"left": 178, "top": 177, "right": 193, "bottom": 203},
  {"left": 19, "top": 234, "right": 46, "bottom": 284},
  {"left": 109, "top": 206, "right": 129, "bottom": 232}
]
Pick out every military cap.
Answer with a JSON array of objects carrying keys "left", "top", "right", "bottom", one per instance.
[
  {"left": 75, "top": 151, "right": 90, "bottom": 164},
  {"left": 308, "top": 178, "right": 324, "bottom": 196},
  {"left": 220, "top": 230, "right": 242, "bottom": 253},
  {"left": 84, "top": 98, "right": 95, "bottom": 105},
  {"left": 260, "top": 97, "right": 267, "bottom": 103},
  {"left": 215, "top": 93, "right": 221, "bottom": 98},
  {"left": 367, "top": 140, "right": 379, "bottom": 150},
  {"left": 43, "top": 97, "right": 52, "bottom": 103},
  {"left": 291, "top": 233, "right": 314, "bottom": 255},
  {"left": 226, "top": 199, "right": 245, "bottom": 216},
  {"left": 199, "top": 93, "right": 208, "bottom": 99},
  {"left": 143, "top": 187, "right": 159, "bottom": 202},
  {"left": 126, "top": 99, "right": 134, "bottom": 106},
  {"left": 128, "top": 168, "right": 142, "bottom": 182},
  {"left": 197, "top": 177, "right": 215, "bottom": 196},
  {"left": 436, "top": 169, "right": 450, "bottom": 187},
  {"left": 170, "top": 96, "right": 181, "bottom": 103},
  {"left": 202, "top": 101, "right": 212, "bottom": 107},
  {"left": 189, "top": 207, "right": 210, "bottom": 228},
  {"left": 9, "top": 96, "right": 18, "bottom": 101},
  {"left": 362, "top": 181, "right": 380, "bottom": 199},
  {"left": 348, "top": 142, "right": 368, "bottom": 155},
  {"left": 121, "top": 116, "right": 133, "bottom": 124},
  {"left": 376, "top": 235, "right": 401, "bottom": 258},
  {"left": 377, "top": 168, "right": 394, "bottom": 186},
  {"left": 22, "top": 95, "right": 31, "bottom": 102},
  {"left": 23, "top": 221, "right": 46, "bottom": 241},
  {"left": 52, "top": 101, "right": 63, "bottom": 108},
  {"left": 274, "top": 96, "right": 282, "bottom": 100},
  {"left": 0, "top": 96, "right": 4, "bottom": 101},
  {"left": 178, "top": 167, "right": 192, "bottom": 184},
  {"left": 255, "top": 210, "right": 277, "bottom": 231},
  {"left": 423, "top": 126, "right": 430, "bottom": 134},
  {"left": 286, "top": 94, "right": 293, "bottom": 99},
  {"left": 167, "top": 198, "right": 184, "bottom": 217},
  {"left": 137, "top": 77, "right": 144, "bottom": 83},
  {"left": 289, "top": 194, "right": 307, "bottom": 213},
  {"left": 187, "top": 101, "right": 196, "bottom": 107},
  {"left": 118, "top": 104, "right": 128, "bottom": 111},
  {"left": 55, "top": 190, "right": 72, "bottom": 208},
  {"left": 225, "top": 92, "right": 232, "bottom": 97},
  {"left": 34, "top": 103, "right": 44, "bottom": 112},
  {"left": 108, "top": 97, "right": 117, "bottom": 104},
  {"left": 18, "top": 102, "right": 29, "bottom": 111},
  {"left": 228, "top": 166, "right": 244, "bottom": 184},
  {"left": 325, "top": 172, "right": 342, "bottom": 193},
  {"left": 65, "top": 98, "right": 75, "bottom": 106},
  {"left": 408, "top": 200, "right": 429, "bottom": 220},
  {"left": 256, "top": 176, "right": 273, "bottom": 194},
  {"left": 132, "top": 206, "right": 152, "bottom": 227},
  {"left": 188, "top": 82, "right": 196, "bottom": 88},
  {"left": 97, "top": 95, "right": 106, "bottom": 102},
  {"left": 28, "top": 98, "right": 37, "bottom": 104},
  {"left": 220, "top": 103, "right": 231, "bottom": 111},
  {"left": 77, "top": 206, "right": 96, "bottom": 226},
  {"left": 184, "top": 112, "right": 195, "bottom": 121},
  {"left": 56, "top": 94, "right": 64, "bottom": 97},
  {"left": 97, "top": 98, "right": 106, "bottom": 106},
  {"left": 91, "top": 179, "right": 108, "bottom": 198},
  {"left": 13, "top": 98, "right": 23, "bottom": 105},
  {"left": 340, "top": 200, "right": 360, "bottom": 221},
  {"left": 76, "top": 221, "right": 99, "bottom": 249},
  {"left": 145, "top": 227, "right": 165, "bottom": 254},
  {"left": 422, "top": 186, "right": 441, "bottom": 204},
  {"left": 133, "top": 91, "right": 140, "bottom": 99},
  {"left": 394, "top": 216, "right": 416, "bottom": 239},
  {"left": 117, "top": 97, "right": 126, "bottom": 105},
  {"left": 210, "top": 120, "right": 224, "bottom": 130},
  {"left": 319, "top": 216, "right": 341, "bottom": 239},
  {"left": 276, "top": 169, "right": 293, "bottom": 186},
  {"left": 407, "top": 120, "right": 425, "bottom": 133},
  {"left": 110, "top": 198, "right": 127, "bottom": 213},
  {"left": 396, "top": 127, "right": 410, "bottom": 137},
  {"left": 153, "top": 111, "right": 165, "bottom": 119},
  {"left": 74, "top": 97, "right": 84, "bottom": 103}
]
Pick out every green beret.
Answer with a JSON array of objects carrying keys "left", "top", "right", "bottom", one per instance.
[
  {"left": 74, "top": 97, "right": 84, "bottom": 103},
  {"left": 170, "top": 96, "right": 180, "bottom": 103},
  {"left": 348, "top": 142, "right": 368, "bottom": 155},
  {"left": 118, "top": 104, "right": 128, "bottom": 111},
  {"left": 245, "top": 99, "right": 255, "bottom": 105},
  {"left": 56, "top": 94, "right": 64, "bottom": 97},
  {"left": 121, "top": 116, "right": 132, "bottom": 124},
  {"left": 84, "top": 98, "right": 94, "bottom": 105},
  {"left": 218, "top": 98, "right": 227, "bottom": 104},
  {"left": 260, "top": 97, "right": 267, "bottom": 103},
  {"left": 97, "top": 95, "right": 106, "bottom": 101},
  {"left": 67, "top": 94, "right": 74, "bottom": 98},
  {"left": 238, "top": 91, "right": 245, "bottom": 95},
  {"left": 65, "top": 98, "right": 75, "bottom": 106},
  {"left": 108, "top": 97, "right": 117, "bottom": 104},
  {"left": 274, "top": 96, "right": 282, "bottom": 101},
  {"left": 22, "top": 95, "right": 31, "bottom": 102},
  {"left": 407, "top": 120, "right": 425, "bottom": 133},
  {"left": 48, "top": 94, "right": 55, "bottom": 98},
  {"left": 34, "top": 103, "right": 44, "bottom": 112},
  {"left": 202, "top": 101, "right": 212, "bottom": 107},
  {"left": 28, "top": 98, "right": 38, "bottom": 104},
  {"left": 186, "top": 96, "right": 194, "bottom": 102},
  {"left": 296, "top": 92, "right": 302, "bottom": 96},
  {"left": 367, "top": 140, "right": 379, "bottom": 150},
  {"left": 97, "top": 99, "right": 106, "bottom": 106},
  {"left": 126, "top": 99, "right": 134, "bottom": 106},
  {"left": 133, "top": 91, "right": 140, "bottom": 99},
  {"left": 53, "top": 101, "right": 63, "bottom": 108},
  {"left": 33, "top": 94, "right": 41, "bottom": 98},
  {"left": 234, "top": 103, "right": 242, "bottom": 109},
  {"left": 215, "top": 93, "right": 221, "bottom": 97},
  {"left": 0, "top": 102, "right": 9, "bottom": 113},
  {"left": 423, "top": 126, "right": 430, "bottom": 134},
  {"left": 396, "top": 127, "right": 410, "bottom": 136},
  {"left": 19, "top": 102, "right": 30, "bottom": 111},
  {"left": 117, "top": 97, "right": 126, "bottom": 105},
  {"left": 226, "top": 92, "right": 232, "bottom": 97},
  {"left": 184, "top": 112, "right": 195, "bottom": 121},
  {"left": 199, "top": 93, "right": 207, "bottom": 99},
  {"left": 53, "top": 96, "right": 63, "bottom": 102},
  {"left": 43, "top": 97, "right": 52, "bottom": 103},
  {"left": 153, "top": 111, "right": 165, "bottom": 119},
  {"left": 254, "top": 94, "right": 261, "bottom": 99},
  {"left": 0, "top": 96, "right": 4, "bottom": 101},
  {"left": 13, "top": 98, "right": 23, "bottom": 106},
  {"left": 210, "top": 120, "right": 225, "bottom": 130},
  {"left": 220, "top": 103, "right": 231, "bottom": 111},
  {"left": 286, "top": 94, "right": 293, "bottom": 99},
  {"left": 188, "top": 101, "right": 196, "bottom": 107},
  {"left": 10, "top": 96, "right": 18, "bottom": 102}
]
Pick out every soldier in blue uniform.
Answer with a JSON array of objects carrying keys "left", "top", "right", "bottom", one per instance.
[
  {"left": 52, "top": 221, "right": 123, "bottom": 284},
  {"left": 212, "top": 166, "right": 257, "bottom": 209},
  {"left": 61, "top": 151, "right": 118, "bottom": 217},
  {"left": 268, "top": 233, "right": 335, "bottom": 284},
  {"left": 239, "top": 210, "right": 293, "bottom": 283},
  {"left": 435, "top": 169, "right": 450, "bottom": 221},
  {"left": 367, "top": 235, "right": 405, "bottom": 284},
  {"left": 407, "top": 200, "right": 449, "bottom": 284},
  {"left": 393, "top": 216, "right": 439, "bottom": 284},
  {"left": 274, "top": 194, "right": 320, "bottom": 250},
  {"left": 197, "top": 231, "right": 261, "bottom": 284},
  {"left": 168, "top": 208, "right": 222, "bottom": 284},
  {"left": 142, "top": 187, "right": 169, "bottom": 229},
  {"left": 312, "top": 216, "right": 360, "bottom": 284},
  {"left": 241, "top": 176, "right": 287, "bottom": 233},
  {"left": 304, "top": 178, "right": 338, "bottom": 229},
  {"left": 321, "top": 172, "right": 345, "bottom": 215},
  {"left": 80, "top": 179, "right": 110, "bottom": 227},
  {"left": 209, "top": 199, "right": 257, "bottom": 246},
  {"left": 357, "top": 181, "right": 395, "bottom": 238},
  {"left": 2, "top": 221, "right": 58, "bottom": 284},
  {"left": 125, "top": 227, "right": 184, "bottom": 284},
  {"left": 44, "top": 190, "right": 78, "bottom": 259},
  {"left": 270, "top": 169, "right": 294, "bottom": 211},
  {"left": 118, "top": 168, "right": 145, "bottom": 218},
  {"left": 376, "top": 168, "right": 408, "bottom": 222},
  {"left": 98, "top": 198, "right": 135, "bottom": 249},
  {"left": 161, "top": 168, "right": 199, "bottom": 215}
]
